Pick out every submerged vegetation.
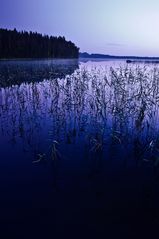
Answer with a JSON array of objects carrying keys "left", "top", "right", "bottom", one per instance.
[
  {"left": 1, "top": 62, "right": 159, "bottom": 165},
  {"left": 0, "top": 28, "right": 79, "bottom": 59}
]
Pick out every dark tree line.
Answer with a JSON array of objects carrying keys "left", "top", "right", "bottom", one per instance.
[{"left": 0, "top": 28, "right": 79, "bottom": 59}]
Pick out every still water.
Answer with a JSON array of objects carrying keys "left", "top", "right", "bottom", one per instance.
[{"left": 0, "top": 59, "right": 159, "bottom": 237}]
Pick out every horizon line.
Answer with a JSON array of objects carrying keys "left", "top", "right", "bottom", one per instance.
[{"left": 80, "top": 52, "right": 159, "bottom": 59}]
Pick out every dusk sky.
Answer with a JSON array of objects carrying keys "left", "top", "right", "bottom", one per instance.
[{"left": 1, "top": 0, "right": 159, "bottom": 56}]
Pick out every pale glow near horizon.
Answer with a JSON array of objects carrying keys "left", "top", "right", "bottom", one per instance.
[{"left": 1, "top": 0, "right": 159, "bottom": 56}]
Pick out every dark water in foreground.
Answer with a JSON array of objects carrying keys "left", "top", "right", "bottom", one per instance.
[{"left": 1, "top": 59, "right": 159, "bottom": 238}]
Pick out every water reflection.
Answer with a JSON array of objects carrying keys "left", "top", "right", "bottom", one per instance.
[
  {"left": 1, "top": 62, "right": 159, "bottom": 165},
  {"left": 0, "top": 59, "right": 79, "bottom": 87},
  {"left": 1, "top": 60, "right": 159, "bottom": 236}
]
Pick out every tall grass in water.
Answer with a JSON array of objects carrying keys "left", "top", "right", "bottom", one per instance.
[{"left": 1, "top": 64, "right": 159, "bottom": 163}]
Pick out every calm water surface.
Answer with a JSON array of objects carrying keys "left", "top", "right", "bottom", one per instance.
[{"left": 0, "top": 59, "right": 159, "bottom": 237}]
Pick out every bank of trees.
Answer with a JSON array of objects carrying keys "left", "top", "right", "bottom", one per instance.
[{"left": 0, "top": 28, "right": 79, "bottom": 59}]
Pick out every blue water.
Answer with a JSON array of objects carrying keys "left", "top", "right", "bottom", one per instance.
[{"left": 0, "top": 59, "right": 159, "bottom": 238}]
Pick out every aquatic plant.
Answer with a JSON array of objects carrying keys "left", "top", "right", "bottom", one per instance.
[{"left": 1, "top": 62, "right": 159, "bottom": 165}]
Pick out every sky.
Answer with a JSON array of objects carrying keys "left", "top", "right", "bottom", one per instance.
[{"left": 1, "top": 0, "right": 159, "bottom": 56}]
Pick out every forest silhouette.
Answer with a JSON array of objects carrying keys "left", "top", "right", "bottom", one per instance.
[{"left": 0, "top": 28, "right": 79, "bottom": 59}]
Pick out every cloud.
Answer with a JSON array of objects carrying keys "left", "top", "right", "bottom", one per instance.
[{"left": 106, "top": 43, "right": 126, "bottom": 47}]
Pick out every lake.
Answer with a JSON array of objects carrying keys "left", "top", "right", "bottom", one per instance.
[{"left": 0, "top": 58, "right": 159, "bottom": 237}]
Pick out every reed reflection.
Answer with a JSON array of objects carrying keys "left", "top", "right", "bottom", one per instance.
[{"left": 1, "top": 63, "right": 159, "bottom": 165}]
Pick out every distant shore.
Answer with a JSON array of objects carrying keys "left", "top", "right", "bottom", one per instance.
[
  {"left": 126, "top": 59, "right": 159, "bottom": 64},
  {"left": 80, "top": 52, "right": 159, "bottom": 60}
]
